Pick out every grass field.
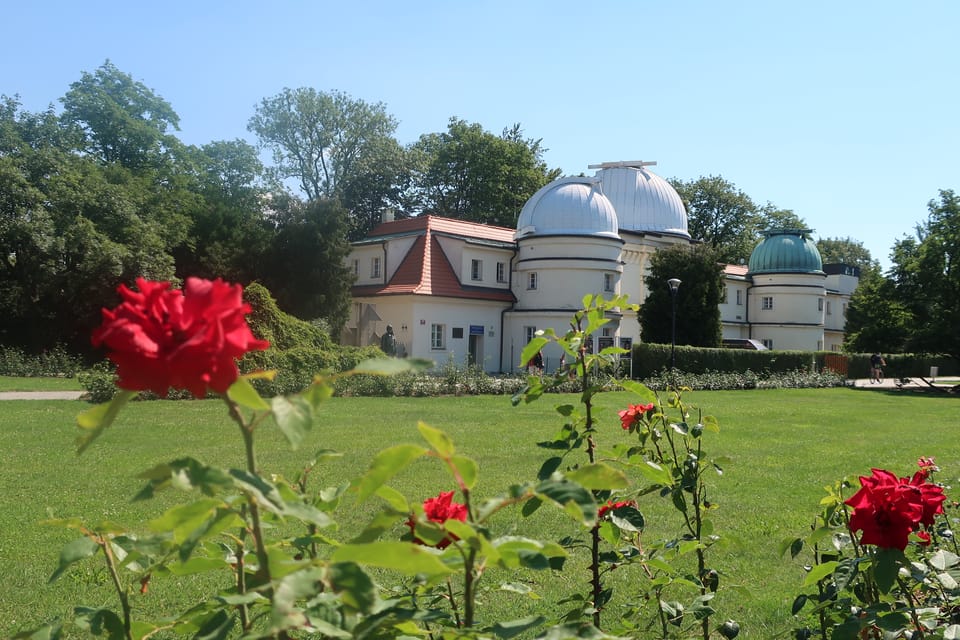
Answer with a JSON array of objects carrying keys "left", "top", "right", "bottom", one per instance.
[
  {"left": 2, "top": 387, "right": 958, "bottom": 638},
  {"left": 0, "top": 375, "right": 83, "bottom": 391}
]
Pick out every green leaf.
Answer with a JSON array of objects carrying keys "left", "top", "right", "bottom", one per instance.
[
  {"left": 270, "top": 567, "right": 323, "bottom": 633},
  {"left": 619, "top": 380, "right": 658, "bottom": 404},
  {"left": 374, "top": 485, "right": 409, "bottom": 512},
  {"left": 227, "top": 376, "right": 270, "bottom": 410},
  {"left": 73, "top": 607, "right": 125, "bottom": 639},
  {"left": 566, "top": 464, "right": 629, "bottom": 490},
  {"left": 301, "top": 380, "right": 334, "bottom": 410},
  {"left": 332, "top": 542, "right": 454, "bottom": 576},
  {"left": 701, "top": 415, "right": 720, "bottom": 433},
  {"left": 535, "top": 478, "right": 597, "bottom": 525},
  {"left": 635, "top": 460, "right": 673, "bottom": 487},
  {"left": 833, "top": 557, "right": 858, "bottom": 591},
  {"left": 931, "top": 549, "right": 960, "bottom": 571},
  {"left": 778, "top": 537, "right": 804, "bottom": 558},
  {"left": 873, "top": 547, "right": 904, "bottom": 594},
  {"left": 75, "top": 390, "right": 136, "bottom": 454},
  {"left": 791, "top": 594, "right": 807, "bottom": 615},
  {"left": 349, "top": 357, "right": 432, "bottom": 375},
  {"left": 148, "top": 498, "right": 222, "bottom": 542},
  {"left": 802, "top": 561, "right": 839, "bottom": 587},
  {"left": 943, "top": 624, "right": 960, "bottom": 640},
  {"left": 609, "top": 506, "right": 645, "bottom": 533},
  {"left": 229, "top": 469, "right": 285, "bottom": 515},
  {"left": 49, "top": 536, "right": 100, "bottom": 582},
  {"left": 270, "top": 395, "right": 314, "bottom": 449},
  {"left": 450, "top": 455, "right": 479, "bottom": 490},
  {"left": 353, "top": 444, "right": 427, "bottom": 503},
  {"left": 490, "top": 616, "right": 547, "bottom": 639},
  {"left": 418, "top": 421, "right": 455, "bottom": 457},
  {"left": 134, "top": 457, "right": 233, "bottom": 500},
  {"left": 327, "top": 562, "right": 377, "bottom": 613},
  {"left": 519, "top": 337, "right": 549, "bottom": 371}
]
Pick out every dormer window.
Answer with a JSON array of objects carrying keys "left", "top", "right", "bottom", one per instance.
[{"left": 471, "top": 259, "right": 482, "bottom": 281}]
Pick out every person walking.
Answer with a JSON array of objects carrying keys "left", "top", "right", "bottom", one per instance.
[{"left": 869, "top": 352, "right": 886, "bottom": 383}]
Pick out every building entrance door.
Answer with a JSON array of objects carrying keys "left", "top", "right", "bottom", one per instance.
[{"left": 468, "top": 334, "right": 482, "bottom": 366}]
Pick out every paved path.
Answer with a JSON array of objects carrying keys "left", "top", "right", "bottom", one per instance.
[{"left": 0, "top": 391, "right": 85, "bottom": 400}]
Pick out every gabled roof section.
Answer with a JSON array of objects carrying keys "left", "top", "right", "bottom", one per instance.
[
  {"left": 352, "top": 220, "right": 515, "bottom": 302},
  {"left": 365, "top": 215, "right": 516, "bottom": 245}
]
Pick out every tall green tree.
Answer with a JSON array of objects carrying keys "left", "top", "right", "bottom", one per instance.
[
  {"left": 60, "top": 61, "right": 180, "bottom": 170},
  {"left": 816, "top": 236, "right": 875, "bottom": 270},
  {"left": 892, "top": 190, "right": 960, "bottom": 361},
  {"left": 248, "top": 88, "right": 399, "bottom": 203},
  {"left": 757, "top": 203, "right": 808, "bottom": 233},
  {"left": 260, "top": 197, "right": 353, "bottom": 336},
  {"left": 173, "top": 139, "right": 274, "bottom": 282},
  {"left": 410, "top": 118, "right": 561, "bottom": 226},
  {"left": 669, "top": 175, "right": 760, "bottom": 264},
  {"left": 843, "top": 267, "right": 910, "bottom": 354},
  {"left": 639, "top": 244, "right": 724, "bottom": 348}
]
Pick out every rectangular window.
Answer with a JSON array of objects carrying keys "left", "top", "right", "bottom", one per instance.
[
  {"left": 826, "top": 301, "right": 832, "bottom": 315},
  {"left": 818, "top": 298, "right": 824, "bottom": 311},
  {"left": 352, "top": 259, "right": 359, "bottom": 276},
  {"left": 603, "top": 273, "right": 614, "bottom": 292},
  {"left": 496, "top": 262, "right": 507, "bottom": 283},
  {"left": 371, "top": 257, "right": 381, "bottom": 279},
  {"left": 736, "top": 289, "right": 743, "bottom": 305},
  {"left": 721, "top": 286, "right": 728, "bottom": 304},
  {"left": 471, "top": 259, "right": 482, "bottom": 281},
  {"left": 761, "top": 296, "right": 774, "bottom": 311},
  {"left": 527, "top": 272, "right": 538, "bottom": 290},
  {"left": 430, "top": 323, "right": 445, "bottom": 350},
  {"left": 762, "top": 338, "right": 774, "bottom": 349},
  {"left": 524, "top": 326, "right": 537, "bottom": 344},
  {"left": 602, "top": 327, "right": 612, "bottom": 337},
  {"left": 452, "top": 327, "right": 464, "bottom": 339}
]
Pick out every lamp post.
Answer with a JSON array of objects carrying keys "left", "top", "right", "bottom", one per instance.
[{"left": 668, "top": 278, "right": 681, "bottom": 369}]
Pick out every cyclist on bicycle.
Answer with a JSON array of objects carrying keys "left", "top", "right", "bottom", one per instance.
[{"left": 870, "top": 352, "right": 886, "bottom": 383}]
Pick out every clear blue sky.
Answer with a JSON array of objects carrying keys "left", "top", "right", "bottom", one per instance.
[{"left": 4, "top": 0, "right": 957, "bottom": 270}]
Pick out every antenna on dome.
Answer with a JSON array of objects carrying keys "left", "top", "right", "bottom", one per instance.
[{"left": 587, "top": 160, "right": 658, "bottom": 169}]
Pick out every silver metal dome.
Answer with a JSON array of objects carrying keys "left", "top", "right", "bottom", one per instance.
[
  {"left": 592, "top": 161, "right": 689, "bottom": 237},
  {"left": 515, "top": 177, "right": 620, "bottom": 240}
]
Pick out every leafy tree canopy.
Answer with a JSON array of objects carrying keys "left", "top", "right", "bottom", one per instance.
[
  {"left": 669, "top": 175, "right": 760, "bottom": 264},
  {"left": 816, "top": 237, "right": 875, "bottom": 271},
  {"left": 639, "top": 244, "right": 724, "bottom": 349},
  {"left": 410, "top": 118, "right": 561, "bottom": 227},
  {"left": 248, "top": 87, "right": 399, "bottom": 203}
]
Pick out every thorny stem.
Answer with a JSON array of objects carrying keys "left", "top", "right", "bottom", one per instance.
[
  {"left": 578, "top": 340, "right": 604, "bottom": 629},
  {"left": 445, "top": 577, "right": 462, "bottom": 628},
  {"left": 99, "top": 532, "right": 133, "bottom": 640},
  {"left": 225, "top": 398, "right": 289, "bottom": 639},
  {"left": 460, "top": 487, "right": 478, "bottom": 628},
  {"left": 897, "top": 576, "right": 926, "bottom": 640},
  {"left": 235, "top": 508, "right": 250, "bottom": 630}
]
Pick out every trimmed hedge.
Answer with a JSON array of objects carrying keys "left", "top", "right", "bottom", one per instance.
[{"left": 631, "top": 343, "right": 959, "bottom": 379}]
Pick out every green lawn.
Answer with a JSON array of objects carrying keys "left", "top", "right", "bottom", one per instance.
[
  {"left": 2, "top": 388, "right": 958, "bottom": 638},
  {"left": 0, "top": 375, "right": 83, "bottom": 391}
]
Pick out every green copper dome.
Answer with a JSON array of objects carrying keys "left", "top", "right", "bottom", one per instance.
[{"left": 747, "top": 230, "right": 824, "bottom": 275}]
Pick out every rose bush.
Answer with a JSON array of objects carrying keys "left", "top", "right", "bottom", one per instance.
[
  {"left": 26, "top": 290, "right": 741, "bottom": 640},
  {"left": 785, "top": 458, "right": 959, "bottom": 640}
]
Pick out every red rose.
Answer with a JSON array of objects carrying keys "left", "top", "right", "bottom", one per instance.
[
  {"left": 908, "top": 471, "right": 946, "bottom": 527},
  {"left": 407, "top": 491, "right": 468, "bottom": 549},
  {"left": 598, "top": 499, "right": 637, "bottom": 520},
  {"left": 618, "top": 403, "right": 655, "bottom": 430},
  {"left": 845, "top": 468, "right": 945, "bottom": 551},
  {"left": 92, "top": 277, "right": 269, "bottom": 398}
]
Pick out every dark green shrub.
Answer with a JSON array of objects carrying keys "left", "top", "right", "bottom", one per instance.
[
  {"left": 0, "top": 345, "right": 83, "bottom": 377},
  {"left": 77, "top": 362, "right": 118, "bottom": 403}
]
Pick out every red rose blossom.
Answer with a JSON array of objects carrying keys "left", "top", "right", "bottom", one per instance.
[
  {"left": 845, "top": 468, "right": 946, "bottom": 551},
  {"left": 407, "top": 491, "right": 468, "bottom": 549},
  {"left": 92, "top": 277, "right": 269, "bottom": 398},
  {"left": 618, "top": 403, "right": 655, "bottom": 430}
]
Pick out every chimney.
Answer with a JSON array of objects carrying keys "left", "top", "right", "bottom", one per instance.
[{"left": 382, "top": 207, "right": 395, "bottom": 223}]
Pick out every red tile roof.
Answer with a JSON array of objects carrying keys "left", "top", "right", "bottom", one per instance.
[
  {"left": 724, "top": 264, "right": 749, "bottom": 277},
  {"left": 352, "top": 219, "right": 515, "bottom": 302},
  {"left": 367, "top": 215, "right": 516, "bottom": 244}
]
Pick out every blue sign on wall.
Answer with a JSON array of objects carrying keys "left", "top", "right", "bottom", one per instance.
[{"left": 469, "top": 325, "right": 484, "bottom": 336}]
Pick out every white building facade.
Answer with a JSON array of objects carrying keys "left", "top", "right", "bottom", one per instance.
[{"left": 344, "top": 162, "right": 859, "bottom": 372}]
